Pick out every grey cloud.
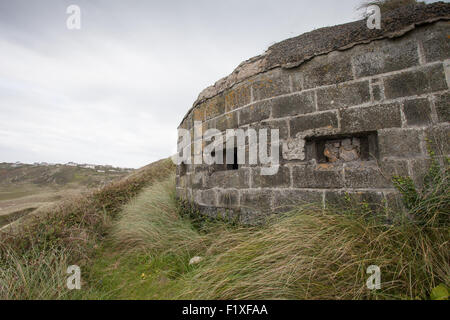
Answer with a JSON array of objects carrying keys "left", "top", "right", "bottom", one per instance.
[{"left": 0, "top": 0, "right": 442, "bottom": 167}]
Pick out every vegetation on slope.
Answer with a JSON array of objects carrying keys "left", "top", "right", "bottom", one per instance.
[
  {"left": 0, "top": 163, "right": 130, "bottom": 188},
  {"left": 81, "top": 166, "right": 448, "bottom": 300},
  {"left": 0, "top": 163, "right": 132, "bottom": 229},
  {"left": 0, "top": 159, "right": 174, "bottom": 299},
  {"left": 0, "top": 152, "right": 448, "bottom": 300}
]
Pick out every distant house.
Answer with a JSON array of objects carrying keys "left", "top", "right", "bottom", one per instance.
[
  {"left": 11, "top": 161, "right": 22, "bottom": 168},
  {"left": 97, "top": 170, "right": 105, "bottom": 173},
  {"left": 82, "top": 164, "right": 96, "bottom": 169},
  {"left": 66, "top": 162, "right": 77, "bottom": 167},
  {"left": 32, "top": 162, "right": 49, "bottom": 166}
]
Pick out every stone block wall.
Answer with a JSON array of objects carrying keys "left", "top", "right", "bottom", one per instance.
[{"left": 176, "top": 20, "right": 450, "bottom": 224}]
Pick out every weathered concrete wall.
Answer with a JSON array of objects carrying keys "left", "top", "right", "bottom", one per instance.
[{"left": 176, "top": 7, "right": 450, "bottom": 224}]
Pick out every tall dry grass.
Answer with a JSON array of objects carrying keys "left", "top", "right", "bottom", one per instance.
[
  {"left": 0, "top": 246, "right": 72, "bottom": 300},
  {"left": 1, "top": 155, "right": 448, "bottom": 300},
  {"left": 176, "top": 208, "right": 449, "bottom": 299},
  {"left": 111, "top": 174, "right": 203, "bottom": 255},
  {"left": 0, "top": 158, "right": 175, "bottom": 299},
  {"left": 107, "top": 175, "right": 449, "bottom": 300}
]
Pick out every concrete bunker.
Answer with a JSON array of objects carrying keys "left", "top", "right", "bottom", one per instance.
[{"left": 176, "top": 3, "right": 450, "bottom": 224}]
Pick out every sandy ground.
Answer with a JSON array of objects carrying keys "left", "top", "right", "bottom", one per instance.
[{"left": 0, "top": 187, "right": 87, "bottom": 230}]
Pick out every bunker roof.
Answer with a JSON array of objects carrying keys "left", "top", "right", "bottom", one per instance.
[{"left": 180, "top": 2, "right": 450, "bottom": 125}]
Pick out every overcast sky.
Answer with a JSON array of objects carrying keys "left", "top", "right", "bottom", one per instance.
[{"left": 0, "top": 0, "right": 442, "bottom": 168}]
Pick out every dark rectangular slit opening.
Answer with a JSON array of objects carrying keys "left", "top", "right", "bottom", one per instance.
[
  {"left": 179, "top": 162, "right": 186, "bottom": 176},
  {"left": 211, "top": 147, "right": 239, "bottom": 172},
  {"left": 226, "top": 147, "right": 239, "bottom": 170}
]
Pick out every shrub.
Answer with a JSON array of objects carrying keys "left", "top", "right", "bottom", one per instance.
[
  {"left": 0, "top": 159, "right": 175, "bottom": 269},
  {"left": 358, "top": 0, "right": 425, "bottom": 16},
  {"left": 392, "top": 141, "right": 449, "bottom": 227}
]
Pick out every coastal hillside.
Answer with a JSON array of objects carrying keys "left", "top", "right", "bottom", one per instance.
[{"left": 0, "top": 162, "right": 133, "bottom": 228}]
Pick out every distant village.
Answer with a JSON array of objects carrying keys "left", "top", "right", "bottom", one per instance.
[{"left": 2, "top": 161, "right": 134, "bottom": 173}]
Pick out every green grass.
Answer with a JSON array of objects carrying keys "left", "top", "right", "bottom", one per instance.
[
  {"left": 81, "top": 248, "right": 192, "bottom": 299},
  {"left": 80, "top": 175, "right": 197, "bottom": 299},
  {"left": 0, "top": 159, "right": 175, "bottom": 299},
  {"left": 80, "top": 174, "right": 448, "bottom": 300},
  {"left": 0, "top": 156, "right": 448, "bottom": 300}
]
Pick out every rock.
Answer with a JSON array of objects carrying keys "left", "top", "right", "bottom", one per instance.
[
  {"left": 282, "top": 135, "right": 306, "bottom": 161},
  {"left": 324, "top": 141, "right": 340, "bottom": 162},
  {"left": 340, "top": 148, "right": 360, "bottom": 162},
  {"left": 341, "top": 138, "right": 352, "bottom": 147},
  {"left": 189, "top": 256, "right": 203, "bottom": 265}
]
